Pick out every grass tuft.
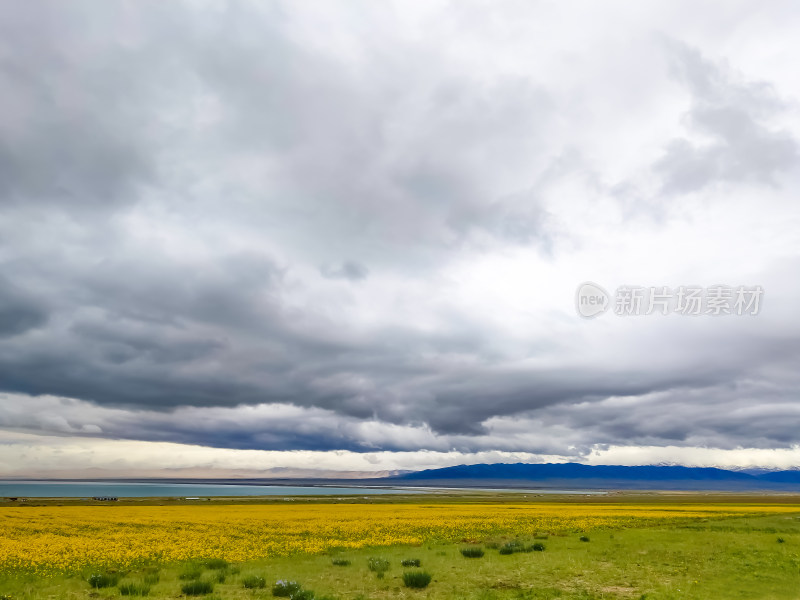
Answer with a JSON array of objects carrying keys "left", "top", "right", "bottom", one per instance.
[
  {"left": 242, "top": 575, "right": 266, "bottom": 589},
  {"left": 179, "top": 564, "right": 204, "bottom": 580},
  {"left": 331, "top": 558, "right": 351, "bottom": 566},
  {"left": 272, "top": 580, "right": 302, "bottom": 596},
  {"left": 367, "top": 557, "right": 390, "bottom": 578},
  {"left": 181, "top": 581, "right": 214, "bottom": 596},
  {"left": 203, "top": 558, "right": 229, "bottom": 570},
  {"left": 401, "top": 558, "right": 421, "bottom": 567},
  {"left": 579, "top": 536, "right": 591, "bottom": 542},
  {"left": 88, "top": 573, "right": 120, "bottom": 588},
  {"left": 402, "top": 570, "right": 432, "bottom": 589},
  {"left": 118, "top": 582, "right": 150, "bottom": 596}
]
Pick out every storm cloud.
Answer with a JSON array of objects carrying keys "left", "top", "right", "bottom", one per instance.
[{"left": 1, "top": 0, "right": 800, "bottom": 473}]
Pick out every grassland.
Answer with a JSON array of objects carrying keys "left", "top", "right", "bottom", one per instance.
[{"left": 1, "top": 494, "right": 799, "bottom": 599}]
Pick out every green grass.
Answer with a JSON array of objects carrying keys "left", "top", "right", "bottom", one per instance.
[
  {"left": 3, "top": 511, "right": 800, "bottom": 599},
  {"left": 367, "top": 557, "right": 390, "bottom": 578},
  {"left": 460, "top": 546, "right": 485, "bottom": 558},
  {"left": 241, "top": 574, "right": 266, "bottom": 589},
  {"left": 403, "top": 570, "right": 432, "bottom": 588},
  {"left": 87, "top": 572, "right": 120, "bottom": 588},
  {"left": 181, "top": 580, "right": 214, "bottom": 595},
  {"left": 118, "top": 581, "right": 151, "bottom": 596},
  {"left": 178, "top": 563, "right": 205, "bottom": 580}
]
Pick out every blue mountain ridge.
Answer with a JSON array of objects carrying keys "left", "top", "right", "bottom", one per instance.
[{"left": 391, "top": 462, "right": 800, "bottom": 487}]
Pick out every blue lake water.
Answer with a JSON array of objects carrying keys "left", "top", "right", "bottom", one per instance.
[{"left": 0, "top": 481, "right": 417, "bottom": 498}]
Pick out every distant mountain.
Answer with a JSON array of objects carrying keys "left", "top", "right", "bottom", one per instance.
[{"left": 385, "top": 463, "right": 800, "bottom": 491}]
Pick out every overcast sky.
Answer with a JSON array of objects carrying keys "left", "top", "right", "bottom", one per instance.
[{"left": 1, "top": 0, "right": 800, "bottom": 477}]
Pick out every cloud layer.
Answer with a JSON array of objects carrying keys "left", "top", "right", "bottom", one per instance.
[{"left": 1, "top": 0, "right": 800, "bottom": 473}]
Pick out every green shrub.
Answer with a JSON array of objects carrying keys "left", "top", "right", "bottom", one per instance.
[
  {"left": 460, "top": 546, "right": 485, "bottom": 558},
  {"left": 118, "top": 582, "right": 150, "bottom": 596},
  {"left": 401, "top": 558, "right": 421, "bottom": 567},
  {"left": 179, "top": 564, "right": 204, "bottom": 580},
  {"left": 204, "top": 558, "right": 229, "bottom": 570},
  {"left": 367, "top": 557, "right": 390, "bottom": 578},
  {"left": 777, "top": 537, "right": 785, "bottom": 543},
  {"left": 498, "top": 546, "right": 514, "bottom": 555},
  {"left": 181, "top": 581, "right": 214, "bottom": 596},
  {"left": 88, "top": 573, "right": 120, "bottom": 588},
  {"left": 291, "top": 590, "right": 315, "bottom": 600},
  {"left": 402, "top": 571, "right": 432, "bottom": 589},
  {"left": 331, "top": 558, "right": 351, "bottom": 566},
  {"left": 579, "top": 536, "right": 590, "bottom": 542},
  {"left": 531, "top": 542, "right": 546, "bottom": 552},
  {"left": 242, "top": 575, "right": 266, "bottom": 589},
  {"left": 272, "top": 580, "right": 302, "bottom": 596}
]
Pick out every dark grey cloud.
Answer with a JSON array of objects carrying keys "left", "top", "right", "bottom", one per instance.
[
  {"left": 0, "top": 1, "right": 799, "bottom": 465},
  {"left": 0, "top": 277, "right": 48, "bottom": 338}
]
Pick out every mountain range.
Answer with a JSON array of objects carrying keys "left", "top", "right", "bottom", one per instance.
[{"left": 382, "top": 462, "right": 800, "bottom": 490}]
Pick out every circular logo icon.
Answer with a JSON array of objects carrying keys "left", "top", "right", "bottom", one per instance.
[{"left": 575, "top": 282, "right": 610, "bottom": 318}]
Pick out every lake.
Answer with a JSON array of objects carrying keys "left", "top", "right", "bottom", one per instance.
[{"left": 0, "top": 481, "right": 418, "bottom": 498}]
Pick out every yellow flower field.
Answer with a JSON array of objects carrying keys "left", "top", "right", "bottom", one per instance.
[{"left": 1, "top": 502, "right": 797, "bottom": 575}]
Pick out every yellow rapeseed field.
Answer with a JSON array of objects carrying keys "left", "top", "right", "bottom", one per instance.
[{"left": 0, "top": 502, "right": 796, "bottom": 574}]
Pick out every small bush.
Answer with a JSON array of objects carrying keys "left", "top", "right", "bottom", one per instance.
[
  {"left": 119, "top": 582, "right": 150, "bottom": 596},
  {"left": 401, "top": 559, "right": 421, "bottom": 567},
  {"left": 367, "top": 557, "right": 390, "bottom": 578},
  {"left": 204, "top": 558, "right": 229, "bottom": 570},
  {"left": 777, "top": 537, "right": 785, "bottom": 543},
  {"left": 530, "top": 542, "right": 546, "bottom": 552},
  {"left": 499, "top": 540, "right": 525, "bottom": 555},
  {"left": 242, "top": 575, "right": 266, "bottom": 589},
  {"left": 331, "top": 558, "right": 351, "bottom": 566},
  {"left": 88, "top": 573, "right": 120, "bottom": 588},
  {"left": 291, "top": 590, "right": 315, "bottom": 600},
  {"left": 181, "top": 581, "right": 214, "bottom": 596},
  {"left": 460, "top": 547, "right": 485, "bottom": 558},
  {"left": 579, "top": 536, "right": 590, "bottom": 542},
  {"left": 179, "top": 565, "right": 204, "bottom": 580},
  {"left": 402, "top": 571, "right": 432, "bottom": 589},
  {"left": 272, "top": 580, "right": 302, "bottom": 596},
  {"left": 143, "top": 573, "right": 160, "bottom": 585}
]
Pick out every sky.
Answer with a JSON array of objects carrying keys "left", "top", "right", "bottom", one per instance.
[{"left": 1, "top": 0, "right": 800, "bottom": 478}]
